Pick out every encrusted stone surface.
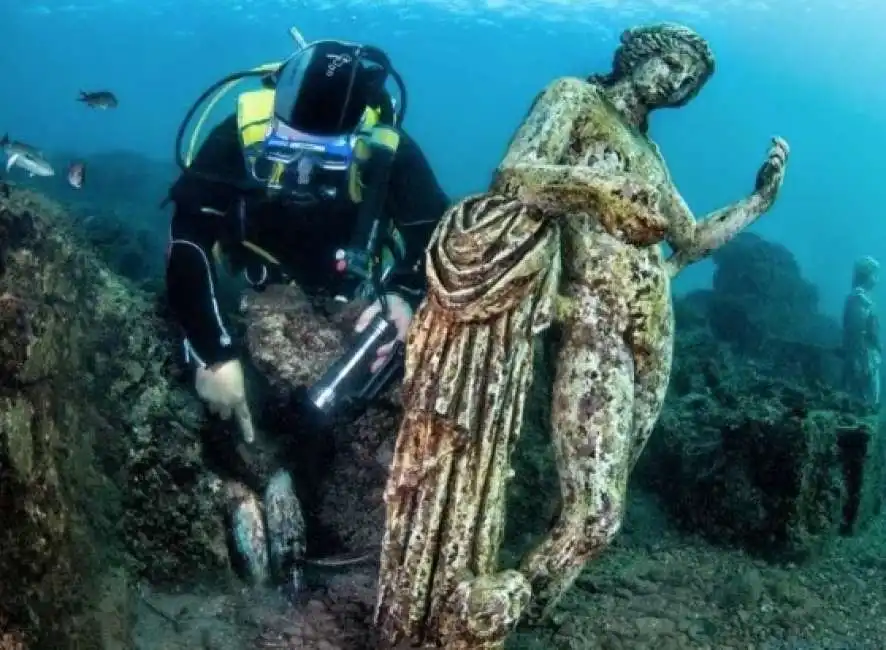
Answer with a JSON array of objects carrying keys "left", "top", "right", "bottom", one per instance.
[{"left": 0, "top": 188, "right": 228, "bottom": 648}]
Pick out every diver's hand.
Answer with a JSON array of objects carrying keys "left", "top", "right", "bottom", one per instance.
[
  {"left": 753, "top": 136, "right": 789, "bottom": 209},
  {"left": 354, "top": 293, "right": 413, "bottom": 374},
  {"left": 195, "top": 359, "right": 256, "bottom": 444}
]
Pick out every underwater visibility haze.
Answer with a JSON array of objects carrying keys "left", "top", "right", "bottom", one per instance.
[
  {"left": 4, "top": 0, "right": 886, "bottom": 312},
  {"left": 0, "top": 0, "right": 885, "bottom": 649}
]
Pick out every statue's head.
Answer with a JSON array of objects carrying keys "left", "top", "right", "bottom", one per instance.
[
  {"left": 853, "top": 256, "right": 880, "bottom": 290},
  {"left": 593, "top": 23, "right": 715, "bottom": 110}
]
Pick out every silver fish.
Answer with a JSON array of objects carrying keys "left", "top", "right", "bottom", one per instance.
[
  {"left": 67, "top": 161, "right": 85, "bottom": 189},
  {"left": 6, "top": 152, "right": 54, "bottom": 178}
]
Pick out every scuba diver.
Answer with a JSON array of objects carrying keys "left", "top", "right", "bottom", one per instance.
[{"left": 164, "top": 30, "right": 449, "bottom": 587}]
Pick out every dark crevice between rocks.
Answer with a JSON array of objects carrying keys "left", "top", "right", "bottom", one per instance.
[
  {"left": 0, "top": 206, "right": 36, "bottom": 267},
  {"left": 262, "top": 389, "right": 353, "bottom": 557},
  {"left": 197, "top": 391, "right": 347, "bottom": 560},
  {"left": 837, "top": 424, "right": 879, "bottom": 535}
]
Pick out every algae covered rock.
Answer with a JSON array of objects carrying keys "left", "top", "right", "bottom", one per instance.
[
  {"left": 0, "top": 188, "right": 227, "bottom": 648},
  {"left": 36, "top": 149, "right": 178, "bottom": 293},
  {"left": 636, "top": 293, "right": 883, "bottom": 560},
  {"left": 643, "top": 388, "right": 859, "bottom": 560},
  {"left": 633, "top": 233, "right": 883, "bottom": 561},
  {"left": 708, "top": 232, "right": 839, "bottom": 354},
  {"left": 241, "top": 283, "right": 404, "bottom": 553},
  {"left": 837, "top": 418, "right": 886, "bottom": 536}
]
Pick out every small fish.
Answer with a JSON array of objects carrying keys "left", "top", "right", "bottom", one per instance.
[
  {"left": 77, "top": 90, "right": 118, "bottom": 109},
  {"left": 67, "top": 161, "right": 85, "bottom": 189},
  {"left": 5, "top": 152, "right": 54, "bottom": 178}
]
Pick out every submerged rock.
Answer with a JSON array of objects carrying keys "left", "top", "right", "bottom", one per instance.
[
  {"left": 240, "top": 283, "right": 403, "bottom": 555},
  {"left": 709, "top": 232, "right": 840, "bottom": 353},
  {"left": 636, "top": 289, "right": 883, "bottom": 560},
  {"left": 835, "top": 419, "right": 885, "bottom": 536},
  {"left": 644, "top": 384, "right": 878, "bottom": 560},
  {"left": 0, "top": 188, "right": 228, "bottom": 648},
  {"left": 631, "top": 233, "right": 884, "bottom": 561}
]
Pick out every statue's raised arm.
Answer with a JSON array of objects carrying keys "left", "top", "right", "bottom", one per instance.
[{"left": 664, "top": 135, "right": 789, "bottom": 275}]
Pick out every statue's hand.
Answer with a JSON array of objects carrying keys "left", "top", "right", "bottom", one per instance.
[{"left": 754, "top": 136, "right": 790, "bottom": 208}]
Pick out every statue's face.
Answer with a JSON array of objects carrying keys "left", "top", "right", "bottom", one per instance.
[
  {"left": 854, "top": 267, "right": 878, "bottom": 290},
  {"left": 631, "top": 50, "right": 707, "bottom": 108}
]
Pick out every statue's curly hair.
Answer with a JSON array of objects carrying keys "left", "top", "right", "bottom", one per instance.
[{"left": 589, "top": 23, "right": 715, "bottom": 106}]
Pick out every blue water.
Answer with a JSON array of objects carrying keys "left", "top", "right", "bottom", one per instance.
[{"left": 2, "top": 1, "right": 883, "bottom": 314}]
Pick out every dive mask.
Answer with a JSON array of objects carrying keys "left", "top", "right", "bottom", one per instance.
[
  {"left": 248, "top": 118, "right": 355, "bottom": 202},
  {"left": 245, "top": 39, "right": 407, "bottom": 203}
]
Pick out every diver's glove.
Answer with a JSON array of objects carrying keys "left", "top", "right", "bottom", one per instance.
[
  {"left": 354, "top": 292, "right": 414, "bottom": 374},
  {"left": 195, "top": 359, "right": 256, "bottom": 443}
]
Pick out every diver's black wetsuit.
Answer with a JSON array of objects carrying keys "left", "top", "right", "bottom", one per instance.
[{"left": 165, "top": 114, "right": 449, "bottom": 367}]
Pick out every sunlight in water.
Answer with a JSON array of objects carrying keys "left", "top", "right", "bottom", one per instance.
[{"left": 17, "top": 0, "right": 802, "bottom": 23}]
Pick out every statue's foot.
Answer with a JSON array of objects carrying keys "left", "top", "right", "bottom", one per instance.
[
  {"left": 519, "top": 590, "right": 550, "bottom": 625},
  {"left": 518, "top": 546, "right": 585, "bottom": 624},
  {"left": 263, "top": 468, "right": 307, "bottom": 584},
  {"left": 441, "top": 570, "right": 531, "bottom": 649},
  {"left": 225, "top": 481, "right": 270, "bottom": 585}
]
